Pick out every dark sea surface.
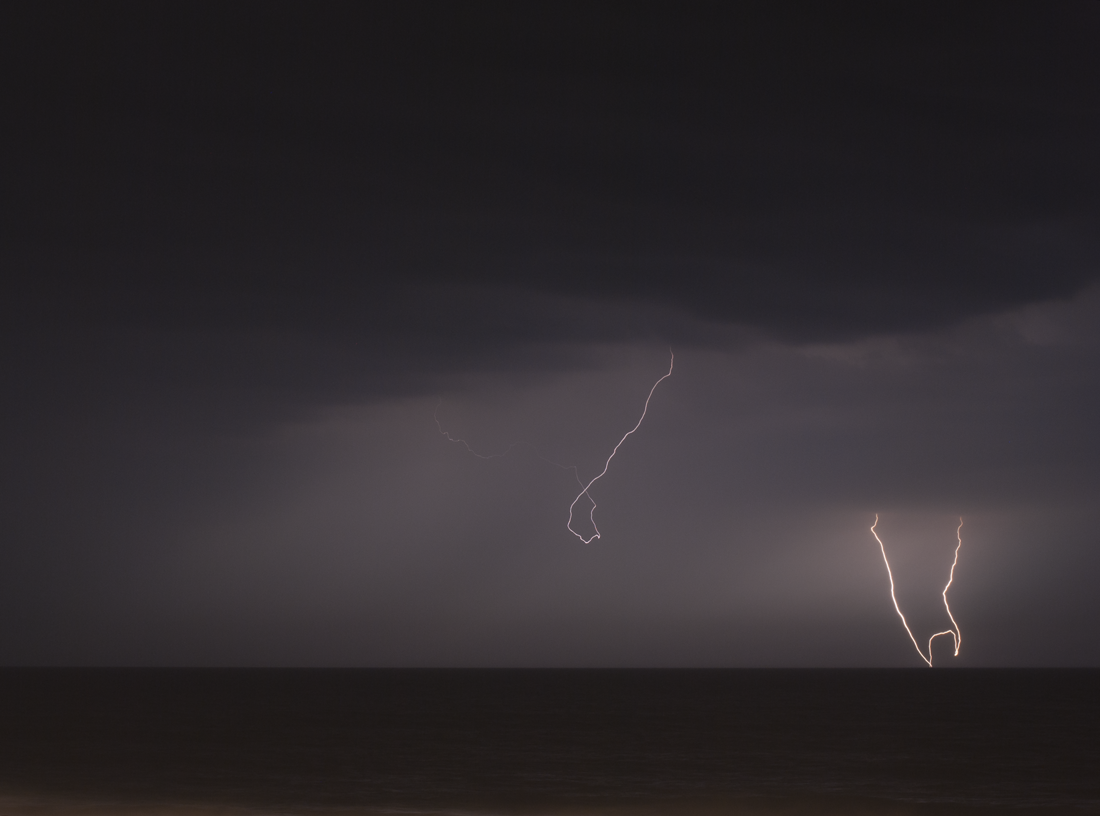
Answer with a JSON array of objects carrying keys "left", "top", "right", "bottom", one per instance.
[{"left": 0, "top": 669, "right": 1096, "bottom": 815}]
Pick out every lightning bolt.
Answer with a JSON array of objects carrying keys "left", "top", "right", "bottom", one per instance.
[
  {"left": 436, "top": 350, "right": 674, "bottom": 543},
  {"left": 937, "top": 518, "right": 964, "bottom": 658},
  {"left": 567, "top": 351, "right": 674, "bottom": 543},
  {"left": 871, "top": 514, "right": 963, "bottom": 667}
]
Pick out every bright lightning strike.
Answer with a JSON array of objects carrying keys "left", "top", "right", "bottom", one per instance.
[
  {"left": 435, "top": 350, "right": 674, "bottom": 543},
  {"left": 871, "top": 514, "right": 964, "bottom": 667}
]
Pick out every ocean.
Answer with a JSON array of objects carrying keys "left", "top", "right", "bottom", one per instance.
[{"left": 0, "top": 669, "right": 1095, "bottom": 815}]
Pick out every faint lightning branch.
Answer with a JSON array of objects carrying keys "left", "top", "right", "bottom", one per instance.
[
  {"left": 567, "top": 350, "right": 674, "bottom": 544},
  {"left": 435, "top": 405, "right": 595, "bottom": 505},
  {"left": 434, "top": 405, "right": 514, "bottom": 460},
  {"left": 871, "top": 514, "right": 964, "bottom": 667}
]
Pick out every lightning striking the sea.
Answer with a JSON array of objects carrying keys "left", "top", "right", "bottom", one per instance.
[
  {"left": 871, "top": 515, "right": 964, "bottom": 667},
  {"left": 436, "top": 351, "right": 674, "bottom": 543}
]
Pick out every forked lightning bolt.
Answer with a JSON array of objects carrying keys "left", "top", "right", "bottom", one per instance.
[
  {"left": 436, "top": 350, "right": 674, "bottom": 543},
  {"left": 871, "top": 515, "right": 964, "bottom": 667}
]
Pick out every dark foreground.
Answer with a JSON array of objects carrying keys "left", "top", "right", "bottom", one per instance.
[{"left": 0, "top": 669, "right": 1096, "bottom": 815}]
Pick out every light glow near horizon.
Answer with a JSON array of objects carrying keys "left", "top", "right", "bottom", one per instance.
[
  {"left": 871, "top": 514, "right": 964, "bottom": 667},
  {"left": 436, "top": 350, "right": 674, "bottom": 543}
]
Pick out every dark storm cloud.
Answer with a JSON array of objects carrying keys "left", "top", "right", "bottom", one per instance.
[{"left": 5, "top": 2, "right": 1100, "bottom": 359}]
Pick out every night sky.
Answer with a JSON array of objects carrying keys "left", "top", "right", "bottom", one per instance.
[{"left": 2, "top": 1, "right": 1099, "bottom": 666}]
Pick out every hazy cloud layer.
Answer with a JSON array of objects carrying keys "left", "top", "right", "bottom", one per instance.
[{"left": 2, "top": 289, "right": 1097, "bottom": 666}]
